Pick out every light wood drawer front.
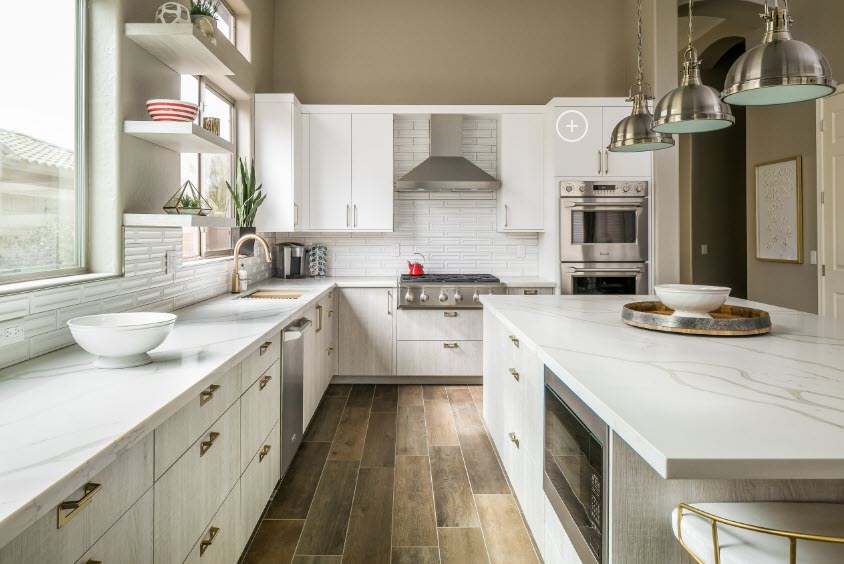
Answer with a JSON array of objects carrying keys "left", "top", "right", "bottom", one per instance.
[
  {"left": 396, "top": 309, "right": 482, "bottom": 341},
  {"left": 155, "top": 364, "right": 241, "bottom": 479},
  {"left": 154, "top": 402, "right": 240, "bottom": 564},
  {"left": 506, "top": 287, "right": 553, "bottom": 296},
  {"left": 241, "top": 332, "right": 281, "bottom": 392},
  {"left": 0, "top": 434, "right": 153, "bottom": 564},
  {"left": 240, "top": 359, "right": 281, "bottom": 471},
  {"left": 396, "top": 341, "right": 483, "bottom": 376},
  {"left": 183, "top": 482, "right": 240, "bottom": 564},
  {"left": 240, "top": 421, "right": 281, "bottom": 544},
  {"left": 74, "top": 489, "right": 153, "bottom": 564}
]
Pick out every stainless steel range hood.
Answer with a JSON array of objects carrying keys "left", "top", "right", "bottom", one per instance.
[{"left": 395, "top": 115, "right": 501, "bottom": 192}]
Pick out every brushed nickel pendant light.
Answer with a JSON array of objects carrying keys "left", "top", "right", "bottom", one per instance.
[
  {"left": 722, "top": 0, "right": 836, "bottom": 106},
  {"left": 653, "top": 0, "right": 735, "bottom": 133},
  {"left": 608, "top": 0, "right": 674, "bottom": 153}
]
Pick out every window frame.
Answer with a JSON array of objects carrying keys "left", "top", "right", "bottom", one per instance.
[
  {"left": 217, "top": 0, "right": 236, "bottom": 46},
  {"left": 0, "top": 0, "right": 88, "bottom": 285}
]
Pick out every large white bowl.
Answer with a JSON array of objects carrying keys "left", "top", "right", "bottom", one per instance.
[
  {"left": 654, "top": 284, "right": 731, "bottom": 318},
  {"left": 67, "top": 313, "right": 177, "bottom": 368}
]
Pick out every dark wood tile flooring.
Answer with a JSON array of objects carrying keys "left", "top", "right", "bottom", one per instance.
[{"left": 242, "top": 385, "right": 538, "bottom": 564}]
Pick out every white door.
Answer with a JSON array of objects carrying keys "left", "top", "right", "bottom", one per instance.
[
  {"left": 309, "top": 113, "right": 352, "bottom": 230},
  {"left": 351, "top": 114, "right": 394, "bottom": 231},
  {"left": 499, "top": 114, "right": 544, "bottom": 231},
  {"left": 553, "top": 106, "right": 603, "bottom": 177},
  {"left": 820, "top": 90, "right": 844, "bottom": 318},
  {"left": 338, "top": 288, "right": 394, "bottom": 376},
  {"left": 602, "top": 106, "right": 652, "bottom": 177}
]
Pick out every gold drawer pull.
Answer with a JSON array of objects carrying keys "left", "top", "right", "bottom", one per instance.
[
  {"left": 259, "top": 375, "right": 272, "bottom": 391},
  {"left": 509, "top": 368, "right": 520, "bottom": 382},
  {"left": 200, "top": 432, "right": 221, "bottom": 457},
  {"left": 328, "top": 309, "right": 334, "bottom": 318},
  {"left": 443, "top": 311, "right": 458, "bottom": 318},
  {"left": 199, "top": 384, "right": 221, "bottom": 407},
  {"left": 259, "top": 341, "right": 272, "bottom": 356},
  {"left": 443, "top": 343, "right": 459, "bottom": 349},
  {"left": 199, "top": 526, "right": 220, "bottom": 557},
  {"left": 509, "top": 335, "right": 520, "bottom": 348},
  {"left": 259, "top": 444, "right": 272, "bottom": 462},
  {"left": 523, "top": 289, "right": 538, "bottom": 295},
  {"left": 509, "top": 432, "right": 520, "bottom": 448},
  {"left": 57, "top": 482, "right": 102, "bottom": 529},
  {"left": 85, "top": 560, "right": 103, "bottom": 564},
  {"left": 329, "top": 290, "right": 334, "bottom": 299},
  {"left": 327, "top": 346, "right": 334, "bottom": 356}
]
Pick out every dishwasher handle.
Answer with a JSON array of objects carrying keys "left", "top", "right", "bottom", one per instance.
[{"left": 283, "top": 318, "right": 312, "bottom": 341}]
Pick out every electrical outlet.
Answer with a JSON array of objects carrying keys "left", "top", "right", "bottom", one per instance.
[
  {"left": 700, "top": 244, "right": 708, "bottom": 255},
  {"left": 0, "top": 323, "right": 24, "bottom": 346},
  {"left": 516, "top": 245, "right": 526, "bottom": 258},
  {"left": 166, "top": 250, "right": 180, "bottom": 274},
  {"left": 392, "top": 244, "right": 400, "bottom": 257}
]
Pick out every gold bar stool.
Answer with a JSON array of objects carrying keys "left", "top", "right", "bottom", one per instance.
[{"left": 672, "top": 502, "right": 844, "bottom": 563}]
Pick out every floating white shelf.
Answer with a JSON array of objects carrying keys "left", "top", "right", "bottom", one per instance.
[
  {"left": 123, "top": 213, "right": 235, "bottom": 228},
  {"left": 124, "top": 121, "right": 234, "bottom": 154}
]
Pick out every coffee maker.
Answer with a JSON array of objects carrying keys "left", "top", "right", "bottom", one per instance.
[{"left": 274, "top": 243, "right": 306, "bottom": 279}]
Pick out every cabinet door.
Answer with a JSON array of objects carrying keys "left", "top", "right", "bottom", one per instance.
[
  {"left": 352, "top": 114, "right": 394, "bottom": 231},
  {"left": 338, "top": 288, "right": 394, "bottom": 376},
  {"left": 74, "top": 490, "right": 153, "bottom": 564},
  {"left": 255, "top": 100, "right": 296, "bottom": 232},
  {"left": 553, "top": 107, "right": 603, "bottom": 177},
  {"left": 499, "top": 114, "right": 544, "bottom": 231},
  {"left": 293, "top": 106, "right": 309, "bottom": 230},
  {"left": 309, "top": 113, "right": 352, "bottom": 230},
  {"left": 602, "top": 106, "right": 652, "bottom": 177}
]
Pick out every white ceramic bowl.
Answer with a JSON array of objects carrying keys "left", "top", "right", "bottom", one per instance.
[
  {"left": 654, "top": 284, "right": 731, "bottom": 318},
  {"left": 67, "top": 313, "right": 177, "bottom": 368}
]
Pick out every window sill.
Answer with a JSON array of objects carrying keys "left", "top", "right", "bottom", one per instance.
[{"left": 0, "top": 272, "right": 122, "bottom": 298}]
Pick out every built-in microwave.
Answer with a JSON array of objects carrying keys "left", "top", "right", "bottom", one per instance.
[{"left": 544, "top": 366, "right": 608, "bottom": 564}]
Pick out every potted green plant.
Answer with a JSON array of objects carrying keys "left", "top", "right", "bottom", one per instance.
[
  {"left": 227, "top": 157, "right": 266, "bottom": 256},
  {"left": 190, "top": 0, "right": 220, "bottom": 42}
]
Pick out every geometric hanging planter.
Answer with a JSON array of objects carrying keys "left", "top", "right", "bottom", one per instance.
[{"left": 163, "top": 180, "right": 212, "bottom": 215}]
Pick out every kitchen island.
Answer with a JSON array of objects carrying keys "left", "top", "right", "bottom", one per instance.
[{"left": 481, "top": 294, "right": 844, "bottom": 563}]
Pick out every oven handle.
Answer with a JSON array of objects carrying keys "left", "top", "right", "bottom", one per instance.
[
  {"left": 567, "top": 267, "right": 643, "bottom": 275},
  {"left": 564, "top": 202, "right": 643, "bottom": 210}
]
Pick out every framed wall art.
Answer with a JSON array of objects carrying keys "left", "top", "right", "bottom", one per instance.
[{"left": 754, "top": 156, "right": 803, "bottom": 264}]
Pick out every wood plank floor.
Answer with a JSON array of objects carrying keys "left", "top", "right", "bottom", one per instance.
[{"left": 242, "top": 385, "right": 538, "bottom": 564}]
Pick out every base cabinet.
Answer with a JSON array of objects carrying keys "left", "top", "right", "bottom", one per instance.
[
  {"left": 184, "top": 483, "right": 241, "bottom": 564},
  {"left": 74, "top": 489, "right": 154, "bottom": 564},
  {"left": 338, "top": 288, "right": 394, "bottom": 376}
]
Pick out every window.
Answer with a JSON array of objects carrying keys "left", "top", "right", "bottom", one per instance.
[
  {"left": 180, "top": 77, "right": 236, "bottom": 260},
  {"left": 216, "top": 1, "right": 236, "bottom": 44},
  {"left": 0, "top": 0, "right": 85, "bottom": 282}
]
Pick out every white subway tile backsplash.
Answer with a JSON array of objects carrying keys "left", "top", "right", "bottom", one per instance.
[
  {"left": 57, "top": 302, "right": 103, "bottom": 327},
  {"left": 23, "top": 311, "right": 58, "bottom": 338},
  {"left": 0, "top": 295, "right": 30, "bottom": 322},
  {"left": 30, "top": 286, "right": 81, "bottom": 314},
  {"left": 0, "top": 342, "right": 29, "bottom": 370},
  {"left": 29, "top": 328, "right": 74, "bottom": 357}
]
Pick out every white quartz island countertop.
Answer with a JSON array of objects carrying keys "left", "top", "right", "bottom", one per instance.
[{"left": 480, "top": 295, "right": 844, "bottom": 481}]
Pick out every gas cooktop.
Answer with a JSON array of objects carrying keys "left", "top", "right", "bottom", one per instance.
[
  {"left": 398, "top": 273, "right": 504, "bottom": 308},
  {"left": 399, "top": 273, "right": 501, "bottom": 284}
]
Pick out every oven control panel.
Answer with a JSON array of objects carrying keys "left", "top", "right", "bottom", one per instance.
[
  {"left": 560, "top": 180, "right": 647, "bottom": 197},
  {"left": 398, "top": 285, "right": 505, "bottom": 309}
]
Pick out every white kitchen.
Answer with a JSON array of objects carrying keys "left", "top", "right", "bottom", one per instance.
[{"left": 1, "top": 1, "right": 844, "bottom": 563}]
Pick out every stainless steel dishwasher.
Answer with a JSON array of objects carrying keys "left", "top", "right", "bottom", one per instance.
[{"left": 281, "top": 317, "right": 311, "bottom": 476}]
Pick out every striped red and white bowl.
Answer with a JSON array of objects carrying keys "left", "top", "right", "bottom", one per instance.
[{"left": 146, "top": 99, "right": 199, "bottom": 122}]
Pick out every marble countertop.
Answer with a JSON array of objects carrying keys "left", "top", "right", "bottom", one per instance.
[
  {"left": 0, "top": 278, "right": 340, "bottom": 549},
  {"left": 480, "top": 295, "right": 844, "bottom": 480}
]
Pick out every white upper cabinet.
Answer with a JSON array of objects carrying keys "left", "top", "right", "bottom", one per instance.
[
  {"left": 308, "top": 113, "right": 394, "bottom": 231},
  {"left": 309, "top": 113, "right": 354, "bottom": 230},
  {"left": 553, "top": 105, "right": 651, "bottom": 178},
  {"left": 254, "top": 94, "right": 309, "bottom": 231},
  {"left": 498, "top": 114, "right": 544, "bottom": 232},
  {"left": 351, "top": 114, "right": 394, "bottom": 231}
]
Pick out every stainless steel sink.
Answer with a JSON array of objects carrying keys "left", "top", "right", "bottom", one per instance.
[{"left": 238, "top": 290, "right": 305, "bottom": 300}]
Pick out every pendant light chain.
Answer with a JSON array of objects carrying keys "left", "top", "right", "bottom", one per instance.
[
  {"left": 636, "top": 0, "right": 644, "bottom": 87},
  {"left": 687, "top": 0, "right": 694, "bottom": 52}
]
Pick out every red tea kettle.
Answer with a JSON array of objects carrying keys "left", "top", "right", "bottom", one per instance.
[{"left": 407, "top": 253, "right": 425, "bottom": 276}]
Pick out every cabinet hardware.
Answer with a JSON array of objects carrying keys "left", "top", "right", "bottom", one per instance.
[
  {"left": 604, "top": 149, "right": 609, "bottom": 174},
  {"left": 85, "top": 560, "right": 103, "bottom": 564},
  {"left": 443, "top": 343, "right": 459, "bottom": 349},
  {"left": 329, "top": 290, "right": 334, "bottom": 299},
  {"left": 328, "top": 309, "right": 334, "bottom": 318},
  {"left": 57, "top": 482, "right": 102, "bottom": 529},
  {"left": 199, "top": 383, "right": 221, "bottom": 407},
  {"left": 509, "top": 335, "right": 520, "bottom": 348},
  {"left": 346, "top": 205, "right": 350, "bottom": 227},
  {"left": 199, "top": 526, "right": 220, "bottom": 557},
  {"left": 597, "top": 150, "right": 602, "bottom": 174},
  {"left": 259, "top": 375, "right": 272, "bottom": 391},
  {"left": 354, "top": 205, "right": 358, "bottom": 227},
  {"left": 294, "top": 203, "right": 299, "bottom": 227},
  {"left": 523, "top": 289, "right": 538, "bottom": 296},
  {"left": 200, "top": 432, "right": 221, "bottom": 457},
  {"left": 504, "top": 204, "right": 509, "bottom": 228},
  {"left": 259, "top": 444, "right": 272, "bottom": 462},
  {"left": 510, "top": 368, "right": 520, "bottom": 382},
  {"left": 443, "top": 311, "right": 458, "bottom": 318},
  {"left": 259, "top": 341, "right": 272, "bottom": 356},
  {"left": 327, "top": 346, "right": 334, "bottom": 356},
  {"left": 387, "top": 291, "right": 392, "bottom": 316},
  {"left": 316, "top": 305, "right": 323, "bottom": 333},
  {"left": 509, "top": 432, "right": 520, "bottom": 448}
]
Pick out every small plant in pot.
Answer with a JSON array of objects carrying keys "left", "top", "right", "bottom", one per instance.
[
  {"left": 190, "top": 0, "right": 220, "bottom": 42},
  {"left": 227, "top": 158, "right": 266, "bottom": 256}
]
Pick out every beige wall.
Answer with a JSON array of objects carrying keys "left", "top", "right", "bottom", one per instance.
[{"left": 271, "top": 0, "right": 638, "bottom": 103}]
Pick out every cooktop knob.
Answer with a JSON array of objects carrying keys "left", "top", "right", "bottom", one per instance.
[
  {"left": 420, "top": 291, "right": 429, "bottom": 303},
  {"left": 636, "top": 184, "right": 644, "bottom": 193},
  {"left": 439, "top": 292, "right": 448, "bottom": 303},
  {"left": 578, "top": 185, "right": 585, "bottom": 193},
  {"left": 565, "top": 184, "right": 573, "bottom": 192},
  {"left": 622, "top": 184, "right": 630, "bottom": 192},
  {"left": 472, "top": 292, "right": 480, "bottom": 303},
  {"left": 454, "top": 291, "right": 463, "bottom": 303},
  {"left": 405, "top": 290, "right": 414, "bottom": 303}
]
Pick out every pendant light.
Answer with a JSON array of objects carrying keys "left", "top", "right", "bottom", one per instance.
[
  {"left": 608, "top": 0, "right": 674, "bottom": 153},
  {"left": 653, "top": 0, "right": 735, "bottom": 133},
  {"left": 722, "top": 0, "right": 836, "bottom": 106}
]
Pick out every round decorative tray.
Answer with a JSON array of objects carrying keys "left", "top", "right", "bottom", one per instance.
[{"left": 621, "top": 301, "right": 771, "bottom": 336}]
